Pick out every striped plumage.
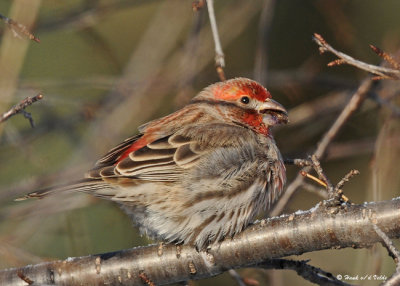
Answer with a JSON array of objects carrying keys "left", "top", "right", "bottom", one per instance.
[{"left": 24, "top": 78, "right": 288, "bottom": 250}]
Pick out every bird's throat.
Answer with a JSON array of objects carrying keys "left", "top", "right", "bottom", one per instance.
[{"left": 242, "top": 112, "right": 269, "bottom": 136}]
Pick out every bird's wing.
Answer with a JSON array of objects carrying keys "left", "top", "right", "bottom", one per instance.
[
  {"left": 86, "top": 132, "right": 207, "bottom": 182},
  {"left": 18, "top": 132, "right": 205, "bottom": 200}
]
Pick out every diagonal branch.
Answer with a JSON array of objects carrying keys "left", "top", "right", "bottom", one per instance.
[
  {"left": 0, "top": 13, "right": 40, "bottom": 43},
  {"left": 372, "top": 224, "right": 400, "bottom": 286},
  {"left": 0, "top": 94, "right": 43, "bottom": 127},
  {"left": 1, "top": 197, "right": 399, "bottom": 285},
  {"left": 313, "top": 33, "right": 400, "bottom": 79},
  {"left": 271, "top": 77, "right": 374, "bottom": 216}
]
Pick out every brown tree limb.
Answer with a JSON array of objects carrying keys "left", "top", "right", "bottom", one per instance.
[{"left": 1, "top": 197, "right": 399, "bottom": 285}]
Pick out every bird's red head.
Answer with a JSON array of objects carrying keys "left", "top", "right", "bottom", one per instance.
[
  {"left": 194, "top": 78, "right": 288, "bottom": 135},
  {"left": 211, "top": 78, "right": 272, "bottom": 103}
]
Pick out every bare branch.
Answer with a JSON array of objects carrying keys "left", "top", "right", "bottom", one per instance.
[
  {"left": 1, "top": 198, "right": 399, "bottom": 285},
  {"left": 369, "top": 45, "right": 400, "bottom": 70},
  {"left": 271, "top": 78, "right": 374, "bottom": 216},
  {"left": 373, "top": 224, "right": 400, "bottom": 263},
  {"left": 311, "top": 154, "right": 334, "bottom": 193},
  {"left": 314, "top": 78, "right": 374, "bottom": 159},
  {"left": 206, "top": 0, "right": 226, "bottom": 81},
  {"left": 0, "top": 13, "right": 40, "bottom": 43},
  {"left": 0, "top": 94, "right": 44, "bottom": 127},
  {"left": 372, "top": 224, "right": 400, "bottom": 286},
  {"left": 335, "top": 169, "right": 360, "bottom": 193},
  {"left": 313, "top": 33, "right": 400, "bottom": 79},
  {"left": 284, "top": 158, "right": 312, "bottom": 167}
]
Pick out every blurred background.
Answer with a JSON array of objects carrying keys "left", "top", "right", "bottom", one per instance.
[{"left": 0, "top": 0, "right": 399, "bottom": 285}]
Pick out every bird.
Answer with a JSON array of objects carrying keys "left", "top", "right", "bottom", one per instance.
[{"left": 20, "top": 77, "right": 288, "bottom": 250}]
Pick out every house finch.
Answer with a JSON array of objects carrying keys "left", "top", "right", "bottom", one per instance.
[{"left": 23, "top": 78, "right": 288, "bottom": 250}]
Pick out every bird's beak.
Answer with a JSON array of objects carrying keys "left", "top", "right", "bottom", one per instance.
[{"left": 258, "top": 99, "right": 288, "bottom": 125}]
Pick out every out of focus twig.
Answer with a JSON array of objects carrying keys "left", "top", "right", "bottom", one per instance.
[
  {"left": 206, "top": 0, "right": 226, "bottom": 81},
  {"left": 192, "top": 0, "right": 205, "bottom": 11},
  {"left": 0, "top": 94, "right": 43, "bottom": 127},
  {"left": 228, "top": 269, "right": 247, "bottom": 286},
  {"left": 369, "top": 92, "right": 400, "bottom": 117},
  {"left": 254, "top": 0, "right": 275, "bottom": 85},
  {"left": 313, "top": 33, "right": 400, "bottom": 80},
  {"left": 0, "top": 13, "right": 40, "bottom": 42}
]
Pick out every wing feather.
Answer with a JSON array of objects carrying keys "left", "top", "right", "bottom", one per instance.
[
  {"left": 87, "top": 123, "right": 258, "bottom": 183},
  {"left": 87, "top": 132, "right": 203, "bottom": 182}
]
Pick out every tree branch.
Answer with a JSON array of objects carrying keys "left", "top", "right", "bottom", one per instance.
[
  {"left": 0, "top": 13, "right": 40, "bottom": 42},
  {"left": 313, "top": 33, "right": 400, "bottom": 79},
  {"left": 206, "top": 0, "right": 226, "bottom": 81},
  {"left": 1, "top": 197, "right": 399, "bottom": 285},
  {"left": 271, "top": 77, "right": 374, "bottom": 216},
  {"left": 0, "top": 94, "right": 43, "bottom": 127}
]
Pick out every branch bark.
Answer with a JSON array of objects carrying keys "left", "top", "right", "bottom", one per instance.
[{"left": 1, "top": 197, "right": 399, "bottom": 285}]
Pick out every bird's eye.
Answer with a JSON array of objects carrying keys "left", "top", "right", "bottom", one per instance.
[{"left": 240, "top": 96, "right": 250, "bottom": 104}]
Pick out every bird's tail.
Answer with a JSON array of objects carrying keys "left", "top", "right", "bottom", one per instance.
[{"left": 15, "top": 178, "right": 109, "bottom": 201}]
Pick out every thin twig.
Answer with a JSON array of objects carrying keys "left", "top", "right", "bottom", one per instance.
[
  {"left": 0, "top": 13, "right": 40, "bottom": 42},
  {"left": 369, "top": 92, "right": 400, "bottom": 117},
  {"left": 301, "top": 182, "right": 328, "bottom": 199},
  {"left": 300, "top": 171, "right": 327, "bottom": 188},
  {"left": 335, "top": 169, "right": 360, "bottom": 193},
  {"left": 369, "top": 45, "right": 400, "bottom": 70},
  {"left": 372, "top": 223, "right": 400, "bottom": 286},
  {"left": 284, "top": 158, "right": 312, "bottom": 167},
  {"left": 301, "top": 157, "right": 355, "bottom": 203},
  {"left": 206, "top": 0, "right": 226, "bottom": 81},
  {"left": 372, "top": 224, "right": 400, "bottom": 263},
  {"left": 311, "top": 154, "right": 334, "bottom": 194},
  {"left": 258, "top": 259, "right": 351, "bottom": 286},
  {"left": 271, "top": 78, "right": 373, "bottom": 216},
  {"left": 0, "top": 94, "right": 43, "bottom": 127},
  {"left": 228, "top": 269, "right": 247, "bottom": 286},
  {"left": 313, "top": 33, "right": 400, "bottom": 79},
  {"left": 315, "top": 78, "right": 374, "bottom": 159}
]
